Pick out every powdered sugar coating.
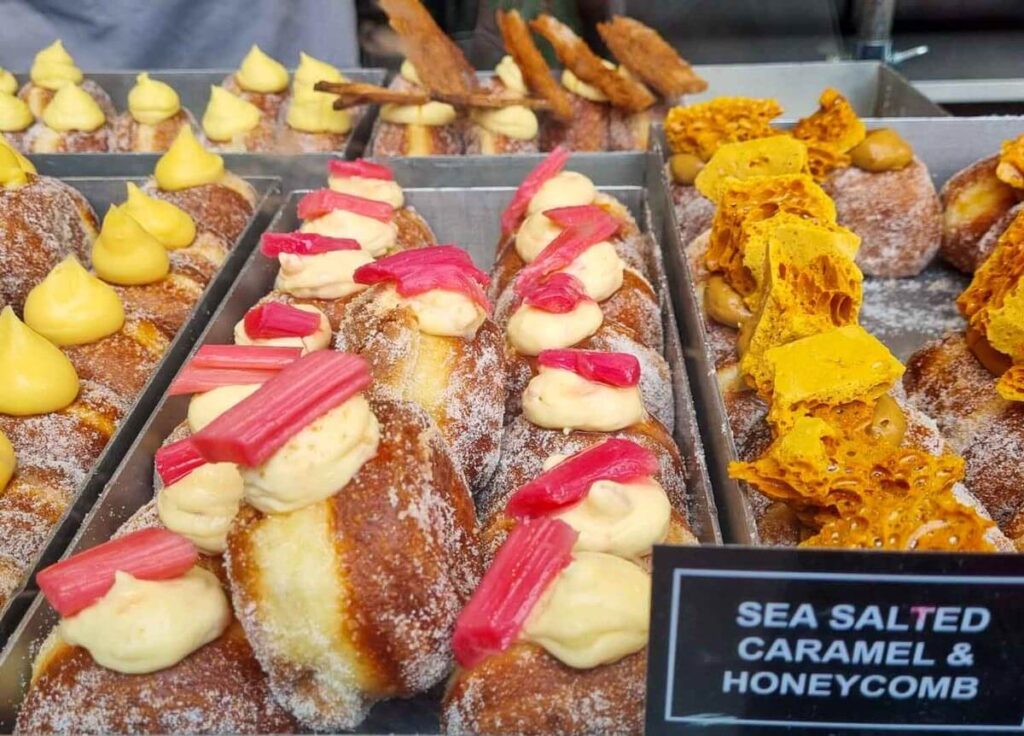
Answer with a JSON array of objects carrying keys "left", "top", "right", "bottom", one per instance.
[
  {"left": 825, "top": 157, "right": 941, "bottom": 278},
  {"left": 0, "top": 174, "right": 98, "bottom": 309}
]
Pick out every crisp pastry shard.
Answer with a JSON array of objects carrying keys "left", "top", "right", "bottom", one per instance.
[
  {"left": 664, "top": 97, "right": 782, "bottom": 160},
  {"left": 497, "top": 9, "right": 572, "bottom": 122},
  {"left": 378, "top": 0, "right": 477, "bottom": 96},
  {"left": 529, "top": 14, "right": 655, "bottom": 113},
  {"left": 705, "top": 173, "right": 837, "bottom": 297},
  {"left": 596, "top": 15, "right": 707, "bottom": 98}
]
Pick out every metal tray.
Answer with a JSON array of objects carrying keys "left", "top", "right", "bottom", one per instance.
[
  {"left": 365, "top": 61, "right": 942, "bottom": 156},
  {"left": 8, "top": 68, "right": 387, "bottom": 158},
  {"left": 0, "top": 174, "right": 281, "bottom": 644},
  {"left": 0, "top": 160, "right": 719, "bottom": 733},
  {"left": 660, "top": 117, "right": 1024, "bottom": 545}
]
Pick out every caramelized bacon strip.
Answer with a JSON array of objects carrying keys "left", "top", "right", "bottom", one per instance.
[
  {"left": 597, "top": 15, "right": 707, "bottom": 97},
  {"left": 530, "top": 13, "right": 656, "bottom": 113},
  {"left": 497, "top": 9, "right": 573, "bottom": 122}
]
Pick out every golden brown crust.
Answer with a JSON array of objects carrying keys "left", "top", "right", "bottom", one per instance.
[
  {"left": 368, "top": 78, "right": 465, "bottom": 155},
  {"left": 378, "top": 0, "right": 478, "bottom": 96},
  {"left": 335, "top": 285, "right": 506, "bottom": 490},
  {"left": 442, "top": 643, "right": 645, "bottom": 736},
  {"left": 539, "top": 93, "right": 608, "bottom": 152},
  {"left": 226, "top": 394, "right": 481, "bottom": 730},
  {"left": 144, "top": 176, "right": 256, "bottom": 242},
  {"left": 497, "top": 9, "right": 573, "bottom": 122},
  {"left": 597, "top": 16, "right": 707, "bottom": 98},
  {"left": 904, "top": 332, "right": 1024, "bottom": 543},
  {"left": 824, "top": 157, "right": 941, "bottom": 277},
  {"left": 940, "top": 154, "right": 1023, "bottom": 273},
  {"left": 22, "top": 122, "right": 112, "bottom": 153},
  {"left": 111, "top": 109, "right": 194, "bottom": 153},
  {"left": 671, "top": 182, "right": 716, "bottom": 254},
  {"left": 608, "top": 108, "right": 651, "bottom": 152},
  {"left": 530, "top": 14, "right": 655, "bottom": 113},
  {"left": 16, "top": 507, "right": 298, "bottom": 735},
  {"left": 0, "top": 173, "right": 98, "bottom": 310}
]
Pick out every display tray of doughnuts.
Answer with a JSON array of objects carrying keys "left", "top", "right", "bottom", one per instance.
[
  {"left": 659, "top": 104, "right": 1024, "bottom": 550},
  {"left": 0, "top": 146, "right": 280, "bottom": 648},
  {"left": 1, "top": 39, "right": 386, "bottom": 155},
  {"left": 0, "top": 152, "right": 718, "bottom": 734}
]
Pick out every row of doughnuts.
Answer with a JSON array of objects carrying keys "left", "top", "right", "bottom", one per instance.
[
  {"left": 0, "top": 40, "right": 360, "bottom": 154},
  {"left": 666, "top": 98, "right": 1011, "bottom": 552},
  {"left": 665, "top": 90, "right": 942, "bottom": 279},
  {"left": 16, "top": 153, "right": 695, "bottom": 735},
  {"left": 328, "top": 0, "right": 706, "bottom": 156},
  {"left": 0, "top": 131, "right": 256, "bottom": 614}
]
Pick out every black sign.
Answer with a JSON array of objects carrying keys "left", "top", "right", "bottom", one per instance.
[{"left": 647, "top": 546, "right": 1024, "bottom": 734}]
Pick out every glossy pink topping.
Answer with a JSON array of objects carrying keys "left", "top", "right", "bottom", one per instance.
[
  {"left": 37, "top": 529, "right": 199, "bottom": 617},
  {"left": 452, "top": 518, "right": 577, "bottom": 669},
  {"left": 506, "top": 439, "right": 659, "bottom": 519},
  {"left": 537, "top": 349, "right": 641, "bottom": 387},
  {"left": 192, "top": 351, "right": 372, "bottom": 467},
  {"left": 155, "top": 437, "right": 207, "bottom": 487},
  {"left": 328, "top": 158, "right": 395, "bottom": 181},
  {"left": 543, "top": 204, "right": 612, "bottom": 229},
  {"left": 244, "top": 302, "right": 321, "bottom": 339},
  {"left": 168, "top": 345, "right": 302, "bottom": 396},
  {"left": 520, "top": 273, "right": 592, "bottom": 314},
  {"left": 354, "top": 245, "right": 492, "bottom": 314},
  {"left": 513, "top": 214, "right": 621, "bottom": 297},
  {"left": 500, "top": 146, "right": 570, "bottom": 236},
  {"left": 261, "top": 231, "right": 362, "bottom": 257},
  {"left": 296, "top": 188, "right": 394, "bottom": 222}
]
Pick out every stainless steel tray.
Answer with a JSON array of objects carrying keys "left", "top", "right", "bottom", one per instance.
[
  {"left": 0, "top": 159, "right": 719, "bottom": 733},
  {"left": 365, "top": 61, "right": 942, "bottom": 156},
  {"left": 660, "top": 117, "right": 1024, "bottom": 545},
  {"left": 687, "top": 61, "right": 943, "bottom": 119},
  {"left": 9, "top": 68, "right": 387, "bottom": 158},
  {"left": 0, "top": 174, "right": 281, "bottom": 644}
]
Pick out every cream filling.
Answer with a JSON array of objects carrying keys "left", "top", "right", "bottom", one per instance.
[
  {"left": 471, "top": 106, "right": 537, "bottom": 140},
  {"left": 561, "top": 241, "right": 624, "bottom": 302},
  {"left": 300, "top": 209, "right": 398, "bottom": 257},
  {"left": 495, "top": 55, "right": 528, "bottom": 96},
  {"left": 526, "top": 172, "right": 597, "bottom": 215},
  {"left": 554, "top": 478, "right": 670, "bottom": 560},
  {"left": 274, "top": 250, "right": 374, "bottom": 300},
  {"left": 242, "top": 394, "right": 380, "bottom": 514},
  {"left": 157, "top": 462, "right": 244, "bottom": 554},
  {"left": 561, "top": 68, "right": 609, "bottom": 103},
  {"left": 59, "top": 568, "right": 230, "bottom": 674},
  {"left": 187, "top": 384, "right": 261, "bottom": 433},
  {"left": 389, "top": 286, "right": 486, "bottom": 339},
  {"left": 515, "top": 212, "right": 563, "bottom": 263},
  {"left": 233, "top": 304, "right": 331, "bottom": 354},
  {"left": 327, "top": 175, "right": 404, "bottom": 209},
  {"left": 380, "top": 101, "right": 457, "bottom": 127},
  {"left": 507, "top": 301, "right": 603, "bottom": 356},
  {"left": 522, "top": 552, "right": 649, "bottom": 668},
  {"left": 522, "top": 367, "right": 645, "bottom": 432},
  {"left": 400, "top": 59, "right": 422, "bottom": 85}
]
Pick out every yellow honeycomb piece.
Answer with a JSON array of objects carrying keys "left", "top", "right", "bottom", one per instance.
[
  {"left": 996, "top": 134, "right": 1024, "bottom": 189},
  {"left": 985, "top": 278, "right": 1024, "bottom": 361},
  {"left": 957, "top": 209, "right": 1024, "bottom": 339},
  {"left": 742, "top": 212, "right": 860, "bottom": 309},
  {"left": 792, "top": 88, "right": 867, "bottom": 153},
  {"left": 738, "top": 242, "right": 865, "bottom": 397},
  {"left": 997, "top": 365, "right": 1024, "bottom": 402},
  {"left": 705, "top": 174, "right": 836, "bottom": 297},
  {"left": 805, "top": 140, "right": 852, "bottom": 182},
  {"left": 694, "top": 136, "right": 810, "bottom": 203},
  {"left": 664, "top": 97, "right": 782, "bottom": 160}
]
